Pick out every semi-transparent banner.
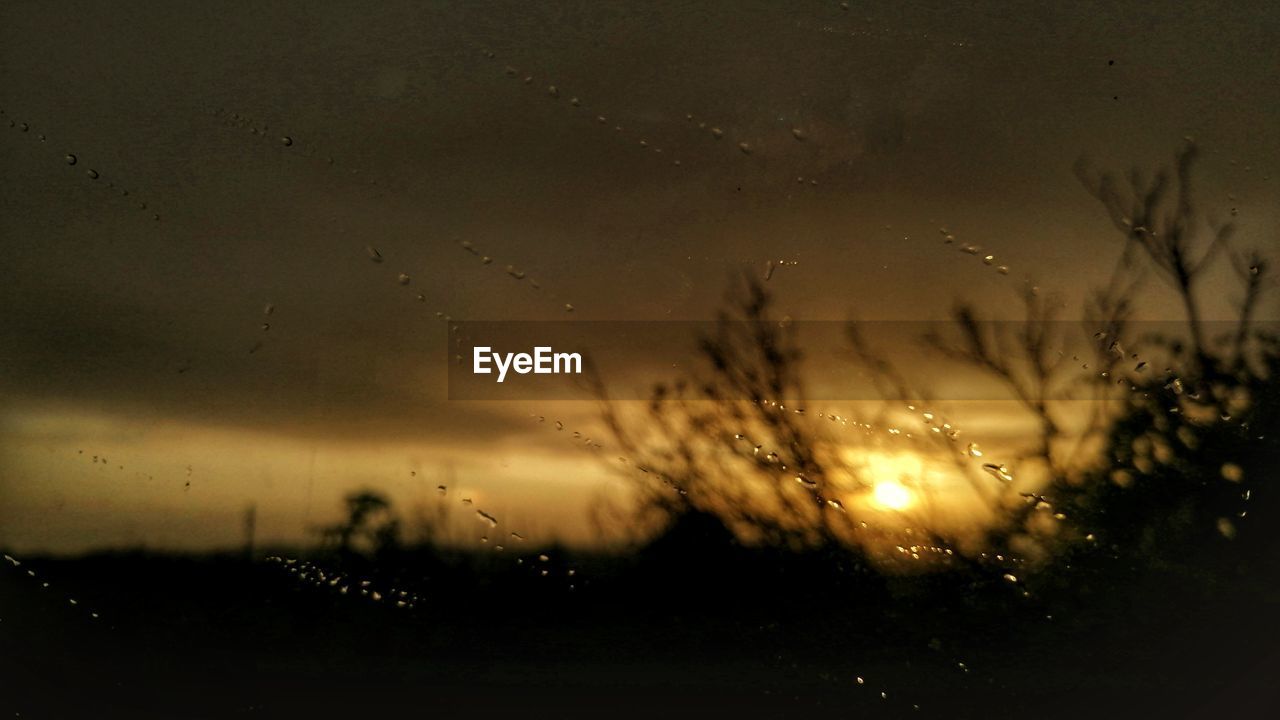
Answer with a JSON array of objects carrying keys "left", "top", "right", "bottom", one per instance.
[{"left": 444, "top": 320, "right": 1269, "bottom": 401}]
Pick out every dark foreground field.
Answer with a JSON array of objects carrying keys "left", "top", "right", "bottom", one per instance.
[{"left": 4, "top": 527, "right": 1280, "bottom": 720}]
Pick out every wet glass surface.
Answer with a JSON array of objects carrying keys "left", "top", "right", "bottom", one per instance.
[{"left": 1, "top": 2, "right": 1278, "bottom": 718}]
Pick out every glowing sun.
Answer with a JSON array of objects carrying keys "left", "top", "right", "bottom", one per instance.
[{"left": 872, "top": 481, "right": 914, "bottom": 511}]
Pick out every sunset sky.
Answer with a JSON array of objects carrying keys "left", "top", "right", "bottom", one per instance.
[{"left": 2, "top": 0, "right": 1277, "bottom": 553}]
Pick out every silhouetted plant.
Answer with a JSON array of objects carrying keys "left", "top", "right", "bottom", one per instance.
[
  {"left": 604, "top": 141, "right": 1275, "bottom": 580},
  {"left": 1074, "top": 138, "right": 1249, "bottom": 377},
  {"left": 598, "top": 275, "right": 873, "bottom": 552},
  {"left": 1055, "top": 141, "right": 1275, "bottom": 561},
  {"left": 908, "top": 141, "right": 1275, "bottom": 561}
]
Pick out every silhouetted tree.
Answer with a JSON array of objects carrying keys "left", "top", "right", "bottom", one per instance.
[{"left": 319, "top": 489, "right": 402, "bottom": 560}]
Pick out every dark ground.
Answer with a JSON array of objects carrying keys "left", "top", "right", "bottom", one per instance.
[{"left": 3, "top": 525, "right": 1280, "bottom": 720}]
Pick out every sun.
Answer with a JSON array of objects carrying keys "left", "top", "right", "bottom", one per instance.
[{"left": 872, "top": 481, "right": 914, "bottom": 511}]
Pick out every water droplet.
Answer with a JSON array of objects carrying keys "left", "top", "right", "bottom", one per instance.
[
  {"left": 982, "top": 463, "right": 1013, "bottom": 482},
  {"left": 791, "top": 128, "right": 806, "bottom": 140},
  {"left": 281, "top": 136, "right": 293, "bottom": 146},
  {"left": 397, "top": 272, "right": 411, "bottom": 285},
  {"left": 476, "top": 510, "right": 498, "bottom": 528},
  {"left": 86, "top": 169, "right": 99, "bottom": 179},
  {"left": 547, "top": 85, "right": 559, "bottom": 98},
  {"left": 737, "top": 142, "right": 752, "bottom": 154},
  {"left": 366, "top": 246, "right": 383, "bottom": 263},
  {"left": 710, "top": 127, "right": 724, "bottom": 139},
  {"left": 65, "top": 153, "right": 77, "bottom": 165}
]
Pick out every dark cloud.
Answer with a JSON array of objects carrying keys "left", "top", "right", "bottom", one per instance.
[{"left": 1, "top": 0, "right": 1277, "bottom": 440}]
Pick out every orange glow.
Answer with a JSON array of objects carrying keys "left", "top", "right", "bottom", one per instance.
[{"left": 872, "top": 480, "right": 914, "bottom": 511}]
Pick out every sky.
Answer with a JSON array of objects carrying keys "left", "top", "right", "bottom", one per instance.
[{"left": 1, "top": 0, "right": 1277, "bottom": 553}]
